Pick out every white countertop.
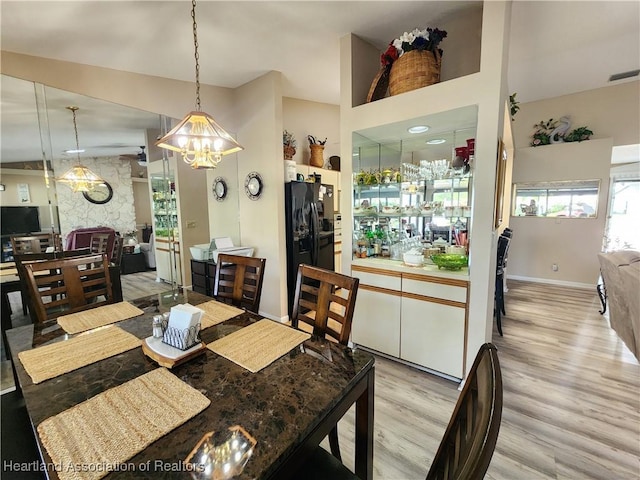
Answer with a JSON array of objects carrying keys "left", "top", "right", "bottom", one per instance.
[{"left": 351, "top": 257, "right": 469, "bottom": 281}]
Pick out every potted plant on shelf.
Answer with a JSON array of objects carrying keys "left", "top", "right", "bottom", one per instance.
[{"left": 283, "top": 130, "right": 296, "bottom": 160}]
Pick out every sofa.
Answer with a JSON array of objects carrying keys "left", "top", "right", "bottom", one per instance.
[
  {"left": 598, "top": 250, "right": 640, "bottom": 360},
  {"left": 139, "top": 232, "right": 156, "bottom": 269}
]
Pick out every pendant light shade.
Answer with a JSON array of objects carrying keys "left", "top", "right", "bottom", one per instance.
[
  {"left": 155, "top": 111, "right": 243, "bottom": 169},
  {"left": 57, "top": 165, "right": 105, "bottom": 193},
  {"left": 56, "top": 106, "right": 104, "bottom": 192},
  {"left": 155, "top": 0, "right": 243, "bottom": 169}
]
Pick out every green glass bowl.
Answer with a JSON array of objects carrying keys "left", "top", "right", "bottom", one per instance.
[{"left": 430, "top": 253, "right": 469, "bottom": 270}]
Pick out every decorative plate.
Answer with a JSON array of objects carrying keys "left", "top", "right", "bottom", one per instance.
[
  {"left": 244, "top": 172, "right": 263, "bottom": 200},
  {"left": 212, "top": 177, "right": 227, "bottom": 201}
]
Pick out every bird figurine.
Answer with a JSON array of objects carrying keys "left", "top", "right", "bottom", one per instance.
[{"left": 550, "top": 116, "right": 571, "bottom": 143}]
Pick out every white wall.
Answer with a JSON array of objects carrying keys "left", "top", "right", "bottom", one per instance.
[
  {"left": 282, "top": 97, "right": 340, "bottom": 168},
  {"left": 510, "top": 139, "right": 612, "bottom": 287},
  {"left": 508, "top": 80, "right": 640, "bottom": 286}
]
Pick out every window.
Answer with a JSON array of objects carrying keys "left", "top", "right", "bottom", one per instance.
[{"left": 512, "top": 180, "right": 600, "bottom": 218}]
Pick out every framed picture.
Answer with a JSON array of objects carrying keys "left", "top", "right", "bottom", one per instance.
[
  {"left": 17, "top": 183, "right": 31, "bottom": 203},
  {"left": 493, "top": 139, "right": 507, "bottom": 229}
]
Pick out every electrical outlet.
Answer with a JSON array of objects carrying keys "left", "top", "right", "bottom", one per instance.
[
  {"left": 186, "top": 221, "right": 197, "bottom": 228},
  {"left": 552, "top": 263, "right": 558, "bottom": 271}
]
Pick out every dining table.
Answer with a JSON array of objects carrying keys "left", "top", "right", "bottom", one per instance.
[{"left": 5, "top": 288, "right": 375, "bottom": 480}]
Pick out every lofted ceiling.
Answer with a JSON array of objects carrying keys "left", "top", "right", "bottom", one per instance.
[{"left": 1, "top": 1, "right": 638, "bottom": 164}]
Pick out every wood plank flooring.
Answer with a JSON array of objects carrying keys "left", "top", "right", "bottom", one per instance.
[
  {"left": 328, "top": 280, "right": 640, "bottom": 479},
  {"left": 2, "top": 276, "right": 638, "bottom": 479}
]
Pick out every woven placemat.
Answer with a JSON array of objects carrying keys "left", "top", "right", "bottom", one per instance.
[
  {"left": 37, "top": 368, "right": 210, "bottom": 480},
  {"left": 18, "top": 326, "right": 141, "bottom": 384},
  {"left": 57, "top": 301, "right": 145, "bottom": 334},
  {"left": 198, "top": 300, "right": 244, "bottom": 329},
  {"left": 207, "top": 319, "right": 310, "bottom": 373}
]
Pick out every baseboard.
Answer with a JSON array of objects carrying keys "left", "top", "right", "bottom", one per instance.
[{"left": 507, "top": 275, "right": 594, "bottom": 290}]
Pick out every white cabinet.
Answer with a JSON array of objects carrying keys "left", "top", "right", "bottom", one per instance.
[
  {"left": 400, "top": 297, "right": 465, "bottom": 378},
  {"left": 351, "top": 262, "right": 468, "bottom": 379}
]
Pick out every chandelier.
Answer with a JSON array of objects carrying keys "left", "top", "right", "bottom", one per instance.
[
  {"left": 155, "top": 0, "right": 243, "bottom": 169},
  {"left": 56, "top": 106, "right": 104, "bottom": 192}
]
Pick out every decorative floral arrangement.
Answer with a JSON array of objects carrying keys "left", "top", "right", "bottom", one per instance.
[
  {"left": 123, "top": 229, "right": 137, "bottom": 238},
  {"left": 283, "top": 130, "right": 297, "bottom": 160},
  {"left": 283, "top": 130, "right": 296, "bottom": 148},
  {"left": 381, "top": 27, "right": 448, "bottom": 67},
  {"left": 531, "top": 118, "right": 593, "bottom": 146}
]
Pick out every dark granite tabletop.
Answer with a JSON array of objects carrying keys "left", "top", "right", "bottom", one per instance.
[{"left": 6, "top": 288, "right": 375, "bottom": 479}]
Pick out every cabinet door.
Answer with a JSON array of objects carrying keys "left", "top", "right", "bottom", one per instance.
[
  {"left": 400, "top": 297, "right": 465, "bottom": 378},
  {"left": 352, "top": 286, "right": 401, "bottom": 357}
]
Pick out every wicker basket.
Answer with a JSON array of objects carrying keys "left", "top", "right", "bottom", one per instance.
[{"left": 389, "top": 49, "right": 441, "bottom": 96}]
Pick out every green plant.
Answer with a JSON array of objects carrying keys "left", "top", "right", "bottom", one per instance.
[
  {"left": 509, "top": 93, "right": 520, "bottom": 120},
  {"left": 531, "top": 118, "right": 558, "bottom": 146},
  {"left": 564, "top": 126, "right": 594, "bottom": 142}
]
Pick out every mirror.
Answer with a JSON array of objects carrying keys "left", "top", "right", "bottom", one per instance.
[{"left": 0, "top": 74, "right": 242, "bottom": 299}]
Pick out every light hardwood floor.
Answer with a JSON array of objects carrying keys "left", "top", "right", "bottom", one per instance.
[
  {"left": 2, "top": 276, "right": 639, "bottom": 479},
  {"left": 328, "top": 280, "right": 640, "bottom": 479}
]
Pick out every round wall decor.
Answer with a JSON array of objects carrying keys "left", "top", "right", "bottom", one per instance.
[
  {"left": 83, "top": 181, "right": 113, "bottom": 205},
  {"left": 244, "top": 172, "right": 263, "bottom": 200},
  {"left": 212, "top": 177, "right": 227, "bottom": 201}
]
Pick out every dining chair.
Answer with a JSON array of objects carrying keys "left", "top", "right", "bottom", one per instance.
[
  {"left": 111, "top": 235, "right": 124, "bottom": 267},
  {"left": 14, "top": 248, "right": 92, "bottom": 319},
  {"left": 290, "top": 264, "right": 360, "bottom": 461},
  {"left": 90, "top": 233, "right": 111, "bottom": 257},
  {"left": 495, "top": 234, "right": 511, "bottom": 336},
  {"left": 296, "top": 343, "right": 503, "bottom": 480},
  {"left": 213, "top": 254, "right": 266, "bottom": 314},
  {"left": 23, "top": 253, "right": 114, "bottom": 325},
  {"left": 10, "top": 233, "right": 61, "bottom": 255}
]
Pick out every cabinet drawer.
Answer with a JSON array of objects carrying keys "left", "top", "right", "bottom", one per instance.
[
  {"left": 207, "top": 262, "right": 217, "bottom": 277},
  {"left": 192, "top": 273, "right": 207, "bottom": 289},
  {"left": 402, "top": 276, "right": 467, "bottom": 303},
  {"left": 351, "top": 268, "right": 401, "bottom": 291},
  {"left": 191, "top": 260, "right": 206, "bottom": 275}
]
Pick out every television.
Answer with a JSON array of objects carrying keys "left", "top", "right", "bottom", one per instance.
[{"left": 1, "top": 206, "right": 41, "bottom": 236}]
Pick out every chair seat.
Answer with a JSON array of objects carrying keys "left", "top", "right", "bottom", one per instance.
[{"left": 295, "top": 447, "right": 357, "bottom": 480}]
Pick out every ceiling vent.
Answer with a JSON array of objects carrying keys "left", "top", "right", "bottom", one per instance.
[{"left": 608, "top": 69, "right": 640, "bottom": 82}]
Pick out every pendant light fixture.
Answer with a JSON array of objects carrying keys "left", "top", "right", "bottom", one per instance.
[
  {"left": 155, "top": 0, "right": 243, "bottom": 169},
  {"left": 56, "top": 106, "right": 105, "bottom": 193}
]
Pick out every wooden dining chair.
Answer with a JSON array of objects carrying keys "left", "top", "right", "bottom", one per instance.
[
  {"left": 10, "top": 233, "right": 61, "bottom": 255},
  {"left": 23, "top": 253, "right": 114, "bottom": 325},
  {"left": 14, "top": 248, "right": 92, "bottom": 318},
  {"left": 213, "top": 254, "right": 266, "bottom": 314},
  {"left": 296, "top": 343, "right": 503, "bottom": 480},
  {"left": 291, "top": 264, "right": 359, "bottom": 345},
  {"left": 90, "top": 233, "right": 111, "bottom": 256},
  {"left": 111, "top": 235, "right": 124, "bottom": 267},
  {"left": 290, "top": 264, "right": 360, "bottom": 461}
]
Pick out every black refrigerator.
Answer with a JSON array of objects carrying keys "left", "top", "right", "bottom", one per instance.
[{"left": 285, "top": 181, "right": 335, "bottom": 316}]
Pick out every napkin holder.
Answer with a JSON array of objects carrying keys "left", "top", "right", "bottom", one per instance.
[{"left": 142, "top": 303, "right": 206, "bottom": 368}]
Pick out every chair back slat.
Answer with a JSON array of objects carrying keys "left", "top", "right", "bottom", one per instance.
[
  {"left": 24, "top": 253, "right": 114, "bottom": 325},
  {"left": 11, "top": 233, "right": 61, "bottom": 255},
  {"left": 14, "top": 248, "right": 92, "bottom": 322},
  {"left": 291, "top": 264, "right": 359, "bottom": 345},
  {"left": 213, "top": 254, "right": 267, "bottom": 314},
  {"left": 426, "top": 343, "right": 503, "bottom": 480}
]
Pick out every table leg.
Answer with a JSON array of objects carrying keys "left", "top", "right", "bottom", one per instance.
[{"left": 354, "top": 367, "right": 374, "bottom": 480}]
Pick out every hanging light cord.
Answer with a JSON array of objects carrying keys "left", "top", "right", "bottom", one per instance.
[
  {"left": 191, "top": 0, "right": 201, "bottom": 112},
  {"left": 68, "top": 106, "right": 81, "bottom": 164}
]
